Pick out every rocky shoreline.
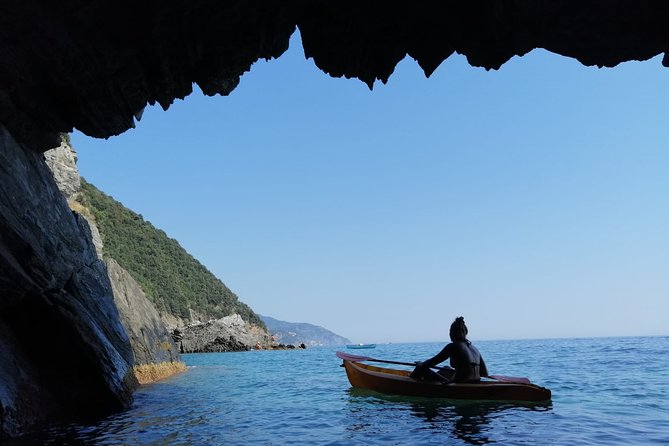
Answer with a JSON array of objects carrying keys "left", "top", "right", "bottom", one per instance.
[{"left": 172, "top": 315, "right": 306, "bottom": 354}]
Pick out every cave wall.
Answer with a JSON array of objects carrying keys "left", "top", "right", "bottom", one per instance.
[{"left": 0, "top": 126, "right": 137, "bottom": 437}]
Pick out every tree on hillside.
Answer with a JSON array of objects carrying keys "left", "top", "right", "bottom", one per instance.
[{"left": 79, "top": 179, "right": 265, "bottom": 328}]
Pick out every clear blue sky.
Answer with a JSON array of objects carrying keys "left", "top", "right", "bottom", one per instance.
[{"left": 72, "top": 33, "right": 668, "bottom": 343}]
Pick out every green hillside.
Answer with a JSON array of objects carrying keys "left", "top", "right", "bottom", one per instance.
[{"left": 80, "top": 179, "right": 264, "bottom": 328}]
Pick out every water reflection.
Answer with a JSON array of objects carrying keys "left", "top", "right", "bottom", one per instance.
[
  {"left": 409, "top": 401, "right": 502, "bottom": 445},
  {"left": 345, "top": 388, "right": 552, "bottom": 445}
]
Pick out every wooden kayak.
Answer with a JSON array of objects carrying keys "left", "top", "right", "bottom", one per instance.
[{"left": 339, "top": 357, "right": 551, "bottom": 402}]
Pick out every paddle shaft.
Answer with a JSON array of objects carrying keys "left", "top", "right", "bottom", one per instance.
[
  {"left": 364, "top": 357, "right": 435, "bottom": 369},
  {"left": 337, "top": 351, "right": 449, "bottom": 370}
]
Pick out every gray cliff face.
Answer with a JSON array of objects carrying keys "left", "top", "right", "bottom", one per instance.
[
  {"left": 44, "top": 141, "right": 180, "bottom": 368},
  {"left": 43, "top": 139, "right": 105, "bottom": 257},
  {"left": 0, "top": 126, "right": 136, "bottom": 437},
  {"left": 106, "top": 258, "right": 180, "bottom": 365},
  {"left": 43, "top": 139, "right": 80, "bottom": 201},
  {"left": 178, "top": 315, "right": 271, "bottom": 353}
]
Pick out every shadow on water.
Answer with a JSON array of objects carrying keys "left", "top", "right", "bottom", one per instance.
[
  {"left": 1, "top": 417, "right": 137, "bottom": 446},
  {"left": 345, "top": 388, "right": 552, "bottom": 445}
]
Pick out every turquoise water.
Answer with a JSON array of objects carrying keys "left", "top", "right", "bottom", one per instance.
[{"left": 18, "top": 337, "right": 669, "bottom": 445}]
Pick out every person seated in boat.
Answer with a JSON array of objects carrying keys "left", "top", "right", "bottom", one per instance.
[{"left": 411, "top": 316, "right": 488, "bottom": 383}]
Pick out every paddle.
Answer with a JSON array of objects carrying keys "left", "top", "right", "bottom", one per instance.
[{"left": 336, "top": 351, "right": 531, "bottom": 384}]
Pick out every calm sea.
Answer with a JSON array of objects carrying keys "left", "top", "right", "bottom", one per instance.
[{"left": 10, "top": 336, "right": 669, "bottom": 445}]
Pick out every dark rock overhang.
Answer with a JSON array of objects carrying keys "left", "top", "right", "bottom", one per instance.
[{"left": 2, "top": 0, "right": 668, "bottom": 149}]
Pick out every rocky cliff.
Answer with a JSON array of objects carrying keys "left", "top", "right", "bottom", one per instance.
[
  {"left": 45, "top": 140, "right": 271, "bottom": 359},
  {"left": 105, "top": 258, "right": 180, "bottom": 365},
  {"left": 44, "top": 141, "right": 182, "bottom": 371},
  {"left": 0, "top": 127, "right": 136, "bottom": 438},
  {"left": 177, "top": 315, "right": 272, "bottom": 353}
]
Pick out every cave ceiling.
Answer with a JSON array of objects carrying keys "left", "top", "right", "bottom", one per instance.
[{"left": 1, "top": 0, "right": 668, "bottom": 150}]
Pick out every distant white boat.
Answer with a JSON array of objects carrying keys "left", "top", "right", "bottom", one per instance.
[{"left": 346, "top": 343, "right": 376, "bottom": 349}]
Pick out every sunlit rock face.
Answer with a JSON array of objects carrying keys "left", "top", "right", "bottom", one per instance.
[
  {"left": 177, "top": 315, "right": 271, "bottom": 354},
  {"left": 106, "top": 258, "right": 181, "bottom": 366},
  {"left": 1, "top": 1, "right": 668, "bottom": 150},
  {"left": 0, "top": 126, "right": 136, "bottom": 437},
  {"left": 43, "top": 139, "right": 81, "bottom": 201}
]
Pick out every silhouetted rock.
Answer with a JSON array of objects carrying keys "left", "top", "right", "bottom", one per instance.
[
  {"left": 0, "top": 126, "right": 136, "bottom": 437},
  {"left": 2, "top": 2, "right": 669, "bottom": 149}
]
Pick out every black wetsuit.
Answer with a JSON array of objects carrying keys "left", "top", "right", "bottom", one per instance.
[{"left": 420, "top": 340, "right": 489, "bottom": 383}]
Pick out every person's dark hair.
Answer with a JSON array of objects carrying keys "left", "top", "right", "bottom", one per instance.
[{"left": 449, "top": 316, "right": 468, "bottom": 342}]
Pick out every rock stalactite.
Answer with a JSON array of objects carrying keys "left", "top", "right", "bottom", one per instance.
[{"left": 1, "top": 1, "right": 669, "bottom": 150}]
